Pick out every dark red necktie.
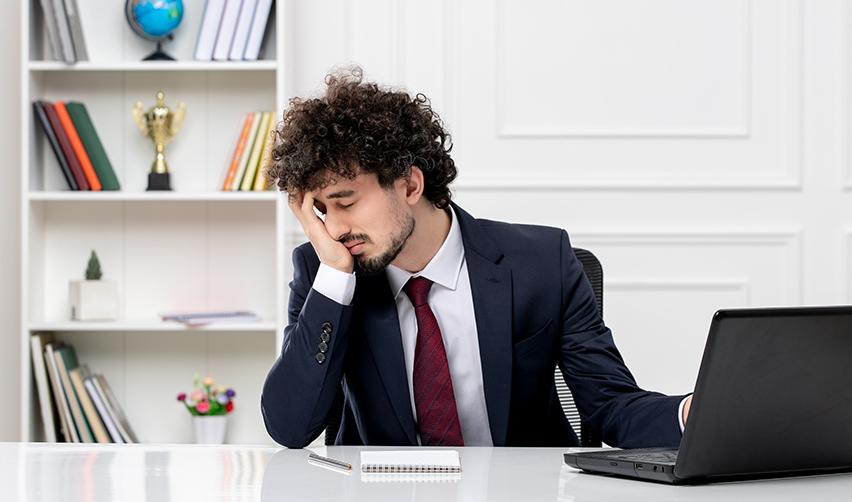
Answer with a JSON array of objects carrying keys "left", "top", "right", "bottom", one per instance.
[{"left": 404, "top": 276, "right": 464, "bottom": 446}]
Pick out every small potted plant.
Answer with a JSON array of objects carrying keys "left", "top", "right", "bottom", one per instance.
[
  {"left": 69, "top": 250, "right": 119, "bottom": 321},
  {"left": 177, "top": 373, "right": 236, "bottom": 444}
]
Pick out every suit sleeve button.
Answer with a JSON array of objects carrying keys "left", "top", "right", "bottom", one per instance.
[
  {"left": 318, "top": 341, "right": 329, "bottom": 353},
  {"left": 315, "top": 353, "right": 326, "bottom": 364},
  {"left": 321, "top": 322, "right": 333, "bottom": 334},
  {"left": 320, "top": 332, "right": 330, "bottom": 343}
]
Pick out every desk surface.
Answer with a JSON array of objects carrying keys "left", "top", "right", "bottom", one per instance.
[{"left": 2, "top": 443, "right": 851, "bottom": 501}]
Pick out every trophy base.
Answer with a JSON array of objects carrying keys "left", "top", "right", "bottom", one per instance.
[{"left": 146, "top": 172, "right": 172, "bottom": 191}]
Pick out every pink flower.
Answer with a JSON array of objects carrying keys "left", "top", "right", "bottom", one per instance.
[
  {"left": 196, "top": 401, "right": 210, "bottom": 414},
  {"left": 176, "top": 392, "right": 186, "bottom": 402},
  {"left": 190, "top": 390, "right": 205, "bottom": 402}
]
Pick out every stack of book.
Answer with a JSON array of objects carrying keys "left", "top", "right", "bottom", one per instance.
[
  {"left": 37, "top": 0, "right": 88, "bottom": 63},
  {"left": 194, "top": 0, "right": 275, "bottom": 61},
  {"left": 221, "top": 111, "right": 276, "bottom": 191},
  {"left": 33, "top": 100, "right": 121, "bottom": 191},
  {"left": 160, "top": 310, "right": 260, "bottom": 327},
  {"left": 30, "top": 333, "right": 138, "bottom": 443}
]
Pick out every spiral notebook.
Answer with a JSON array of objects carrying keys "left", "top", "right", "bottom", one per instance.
[{"left": 360, "top": 450, "right": 461, "bottom": 473}]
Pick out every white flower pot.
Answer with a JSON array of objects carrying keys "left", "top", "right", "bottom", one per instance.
[
  {"left": 69, "top": 280, "right": 119, "bottom": 321},
  {"left": 193, "top": 415, "right": 227, "bottom": 444}
]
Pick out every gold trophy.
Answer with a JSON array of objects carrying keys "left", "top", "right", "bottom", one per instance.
[{"left": 132, "top": 91, "right": 186, "bottom": 191}]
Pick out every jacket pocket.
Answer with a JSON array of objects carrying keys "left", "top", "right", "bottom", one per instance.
[{"left": 512, "top": 318, "right": 554, "bottom": 360}]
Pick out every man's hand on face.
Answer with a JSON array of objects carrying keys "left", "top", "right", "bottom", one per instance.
[{"left": 289, "top": 191, "right": 354, "bottom": 274}]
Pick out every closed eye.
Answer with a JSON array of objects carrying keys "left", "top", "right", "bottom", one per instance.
[{"left": 338, "top": 202, "right": 355, "bottom": 209}]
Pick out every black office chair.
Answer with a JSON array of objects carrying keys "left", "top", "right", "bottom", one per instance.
[{"left": 323, "top": 247, "right": 605, "bottom": 447}]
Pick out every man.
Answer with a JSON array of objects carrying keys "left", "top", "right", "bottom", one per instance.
[{"left": 261, "top": 68, "right": 692, "bottom": 448}]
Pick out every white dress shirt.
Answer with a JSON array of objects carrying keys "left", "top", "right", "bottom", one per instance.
[
  {"left": 312, "top": 207, "right": 493, "bottom": 445},
  {"left": 311, "top": 208, "right": 687, "bottom": 443}
]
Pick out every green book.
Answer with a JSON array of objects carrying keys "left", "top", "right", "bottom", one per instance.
[
  {"left": 65, "top": 102, "right": 121, "bottom": 190},
  {"left": 54, "top": 345, "right": 94, "bottom": 443}
]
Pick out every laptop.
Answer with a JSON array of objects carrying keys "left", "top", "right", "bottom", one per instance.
[{"left": 563, "top": 305, "right": 852, "bottom": 484}]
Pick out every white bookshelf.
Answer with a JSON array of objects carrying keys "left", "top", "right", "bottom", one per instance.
[{"left": 20, "top": 0, "right": 290, "bottom": 445}]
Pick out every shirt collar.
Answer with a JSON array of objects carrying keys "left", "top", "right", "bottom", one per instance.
[{"left": 386, "top": 205, "right": 465, "bottom": 299}]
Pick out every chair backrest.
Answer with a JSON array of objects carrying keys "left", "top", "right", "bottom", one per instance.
[{"left": 324, "top": 247, "right": 605, "bottom": 447}]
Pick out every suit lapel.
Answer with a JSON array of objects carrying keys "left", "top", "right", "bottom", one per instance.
[
  {"left": 453, "top": 204, "right": 514, "bottom": 446},
  {"left": 358, "top": 273, "right": 418, "bottom": 445}
]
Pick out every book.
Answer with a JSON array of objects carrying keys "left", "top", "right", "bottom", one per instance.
[
  {"left": 32, "top": 101, "right": 77, "bottom": 190},
  {"left": 222, "top": 112, "right": 255, "bottom": 190},
  {"left": 229, "top": 111, "right": 262, "bottom": 190},
  {"left": 37, "top": 0, "right": 63, "bottom": 61},
  {"left": 69, "top": 366, "right": 110, "bottom": 443},
  {"left": 252, "top": 113, "right": 276, "bottom": 190},
  {"left": 42, "top": 102, "right": 88, "bottom": 190},
  {"left": 54, "top": 101, "right": 101, "bottom": 190},
  {"left": 213, "top": 0, "right": 244, "bottom": 61},
  {"left": 65, "top": 102, "right": 120, "bottom": 190},
  {"left": 229, "top": 0, "right": 258, "bottom": 60},
  {"left": 84, "top": 376, "right": 123, "bottom": 443},
  {"left": 240, "top": 111, "right": 272, "bottom": 190},
  {"left": 243, "top": 0, "right": 273, "bottom": 61},
  {"left": 30, "top": 333, "right": 59, "bottom": 442},
  {"left": 62, "top": 0, "right": 87, "bottom": 61},
  {"left": 161, "top": 310, "right": 259, "bottom": 327},
  {"left": 93, "top": 374, "right": 138, "bottom": 443},
  {"left": 44, "top": 342, "right": 77, "bottom": 442},
  {"left": 195, "top": 0, "right": 227, "bottom": 61},
  {"left": 359, "top": 450, "right": 462, "bottom": 473},
  {"left": 54, "top": 345, "right": 94, "bottom": 443},
  {"left": 50, "top": 0, "right": 76, "bottom": 63}
]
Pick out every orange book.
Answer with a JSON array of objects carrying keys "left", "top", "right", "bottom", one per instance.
[
  {"left": 222, "top": 113, "right": 255, "bottom": 191},
  {"left": 54, "top": 101, "right": 102, "bottom": 191}
]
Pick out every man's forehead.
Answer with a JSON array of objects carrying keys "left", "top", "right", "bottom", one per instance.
[{"left": 315, "top": 172, "right": 372, "bottom": 198}]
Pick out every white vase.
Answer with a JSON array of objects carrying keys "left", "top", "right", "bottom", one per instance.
[
  {"left": 192, "top": 415, "right": 227, "bottom": 444},
  {"left": 69, "top": 279, "right": 119, "bottom": 321}
]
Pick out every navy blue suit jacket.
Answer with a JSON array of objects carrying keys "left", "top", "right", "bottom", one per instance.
[{"left": 262, "top": 203, "right": 686, "bottom": 448}]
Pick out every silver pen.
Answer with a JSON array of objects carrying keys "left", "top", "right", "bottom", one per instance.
[{"left": 308, "top": 452, "right": 353, "bottom": 472}]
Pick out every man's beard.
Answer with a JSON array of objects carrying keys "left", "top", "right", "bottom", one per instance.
[{"left": 353, "top": 209, "right": 415, "bottom": 276}]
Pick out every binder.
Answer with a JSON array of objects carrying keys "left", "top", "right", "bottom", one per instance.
[
  {"left": 243, "top": 0, "right": 273, "bottom": 60},
  {"left": 32, "top": 101, "right": 77, "bottom": 190},
  {"left": 213, "top": 0, "right": 244, "bottom": 61},
  {"left": 195, "top": 0, "right": 227, "bottom": 61},
  {"left": 65, "top": 102, "right": 121, "bottom": 190},
  {"left": 229, "top": 0, "right": 258, "bottom": 60}
]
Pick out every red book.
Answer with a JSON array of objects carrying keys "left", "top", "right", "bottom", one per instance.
[
  {"left": 43, "top": 102, "right": 89, "bottom": 190},
  {"left": 54, "top": 101, "right": 102, "bottom": 191}
]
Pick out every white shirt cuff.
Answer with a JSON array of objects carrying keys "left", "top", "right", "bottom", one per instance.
[
  {"left": 312, "top": 263, "right": 356, "bottom": 305},
  {"left": 677, "top": 395, "right": 692, "bottom": 433}
]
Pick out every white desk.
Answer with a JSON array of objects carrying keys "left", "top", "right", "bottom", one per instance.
[{"left": 2, "top": 443, "right": 850, "bottom": 501}]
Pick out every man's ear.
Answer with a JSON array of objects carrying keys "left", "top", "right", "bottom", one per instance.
[{"left": 400, "top": 165, "right": 425, "bottom": 204}]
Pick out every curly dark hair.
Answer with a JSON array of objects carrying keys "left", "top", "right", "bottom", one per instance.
[{"left": 266, "top": 67, "right": 457, "bottom": 209}]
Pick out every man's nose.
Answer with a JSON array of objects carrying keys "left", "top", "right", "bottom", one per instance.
[{"left": 324, "top": 213, "right": 351, "bottom": 242}]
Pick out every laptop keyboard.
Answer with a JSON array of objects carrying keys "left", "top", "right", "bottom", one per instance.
[{"left": 599, "top": 448, "right": 679, "bottom": 465}]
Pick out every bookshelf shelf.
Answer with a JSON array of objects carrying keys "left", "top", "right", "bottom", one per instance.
[
  {"left": 28, "top": 61, "right": 279, "bottom": 72},
  {"left": 28, "top": 320, "right": 278, "bottom": 333},
  {"left": 28, "top": 191, "right": 279, "bottom": 203},
  {"left": 21, "top": 0, "right": 289, "bottom": 446}
]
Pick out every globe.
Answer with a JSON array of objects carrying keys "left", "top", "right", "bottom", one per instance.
[{"left": 125, "top": 0, "right": 184, "bottom": 61}]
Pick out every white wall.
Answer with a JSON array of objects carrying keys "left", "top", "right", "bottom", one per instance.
[
  {"left": 4, "top": 0, "right": 851, "bottom": 439},
  {"left": 1, "top": 0, "right": 21, "bottom": 440},
  {"left": 285, "top": 0, "right": 852, "bottom": 398}
]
